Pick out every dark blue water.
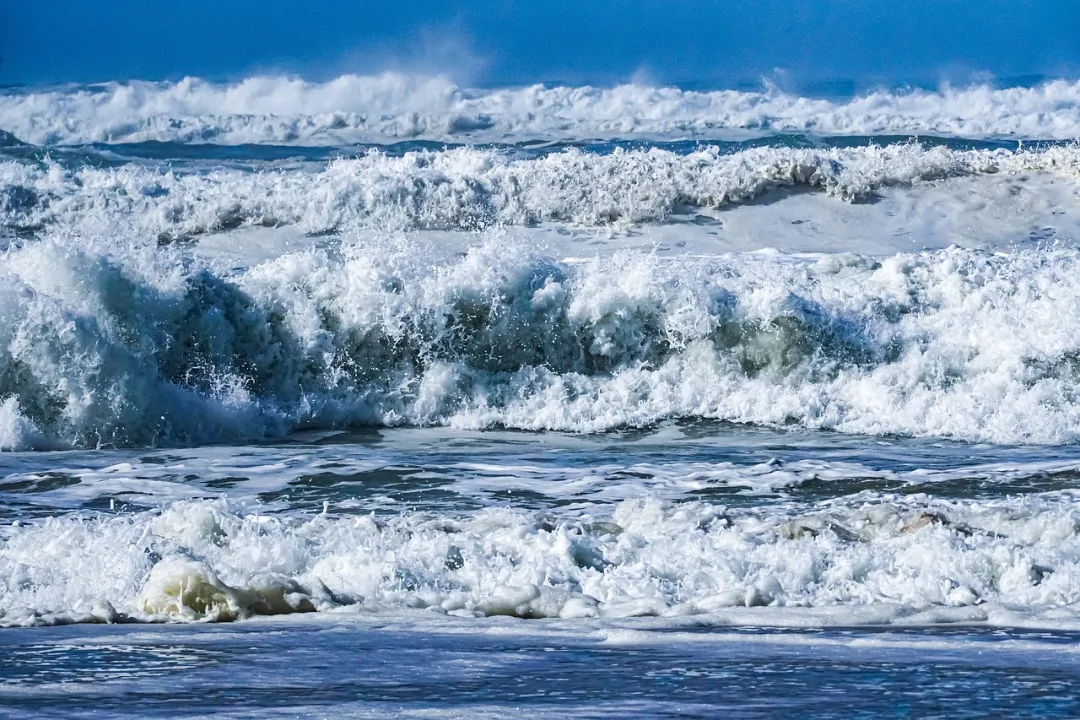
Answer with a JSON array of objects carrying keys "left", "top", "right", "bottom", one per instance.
[{"left": 3, "top": 619, "right": 1079, "bottom": 719}]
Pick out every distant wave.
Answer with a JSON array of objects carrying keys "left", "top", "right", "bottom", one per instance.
[
  {"left": 4, "top": 74, "right": 1080, "bottom": 145},
  {"left": 3, "top": 143, "right": 1078, "bottom": 238}
]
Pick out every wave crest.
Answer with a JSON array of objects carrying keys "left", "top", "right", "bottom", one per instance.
[
  {"left": 2, "top": 143, "right": 1075, "bottom": 238},
  {"left": 5, "top": 75, "right": 1080, "bottom": 146},
  {"left": 3, "top": 237, "right": 1080, "bottom": 446}
]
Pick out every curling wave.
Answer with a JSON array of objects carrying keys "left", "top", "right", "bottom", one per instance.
[{"left": 4, "top": 236, "right": 1080, "bottom": 448}]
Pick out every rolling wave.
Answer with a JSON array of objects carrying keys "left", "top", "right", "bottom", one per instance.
[
  {"left": 4, "top": 74, "right": 1080, "bottom": 146},
  {"left": 2, "top": 143, "right": 1076, "bottom": 238},
  {"left": 3, "top": 495, "right": 1078, "bottom": 626},
  {"left": 4, "top": 236, "right": 1080, "bottom": 448}
]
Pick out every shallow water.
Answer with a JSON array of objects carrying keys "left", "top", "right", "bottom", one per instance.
[{"left": 5, "top": 618, "right": 1080, "bottom": 719}]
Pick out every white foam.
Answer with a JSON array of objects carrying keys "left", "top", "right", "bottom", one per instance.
[
  {"left": 4, "top": 495, "right": 1080, "bottom": 627},
  {"left": 0, "top": 397, "right": 41, "bottom": 451},
  {"left": 5, "top": 75, "right": 1080, "bottom": 145},
  {"left": 3, "top": 143, "right": 1080, "bottom": 243},
  {"left": 8, "top": 235, "right": 1080, "bottom": 445}
]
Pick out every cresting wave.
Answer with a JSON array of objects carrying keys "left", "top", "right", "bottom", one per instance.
[
  {"left": 5, "top": 236, "right": 1080, "bottom": 448},
  {"left": 3, "top": 495, "right": 1079, "bottom": 627},
  {"left": 2, "top": 143, "right": 1079, "bottom": 237},
  {"left": 5, "top": 74, "right": 1080, "bottom": 145}
]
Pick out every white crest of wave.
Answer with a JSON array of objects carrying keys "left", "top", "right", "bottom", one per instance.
[
  {"left": 3, "top": 143, "right": 1078, "bottom": 237},
  {"left": 2, "top": 496, "right": 1079, "bottom": 627},
  {"left": 4, "top": 75, "right": 1080, "bottom": 145},
  {"left": 4, "top": 235, "right": 1080, "bottom": 445},
  {"left": 0, "top": 396, "right": 42, "bottom": 451}
]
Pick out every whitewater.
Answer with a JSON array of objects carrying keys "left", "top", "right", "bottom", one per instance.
[
  {"left": 8, "top": 74, "right": 1080, "bottom": 145},
  {"left": 6, "top": 75, "right": 1080, "bottom": 718}
]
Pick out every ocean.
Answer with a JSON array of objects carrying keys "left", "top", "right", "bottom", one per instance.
[{"left": 4, "top": 74, "right": 1080, "bottom": 717}]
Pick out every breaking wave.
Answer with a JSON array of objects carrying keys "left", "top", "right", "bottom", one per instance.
[
  {"left": 3, "top": 495, "right": 1080, "bottom": 626},
  {"left": 4, "top": 74, "right": 1080, "bottom": 146},
  {"left": 4, "top": 235, "right": 1080, "bottom": 448},
  {"left": 2, "top": 143, "right": 1078, "bottom": 238}
]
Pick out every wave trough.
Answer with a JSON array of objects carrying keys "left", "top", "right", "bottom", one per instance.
[{"left": 4, "top": 495, "right": 1079, "bottom": 627}]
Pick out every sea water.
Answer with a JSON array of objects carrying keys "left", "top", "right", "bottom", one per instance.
[{"left": 4, "top": 75, "right": 1080, "bottom": 717}]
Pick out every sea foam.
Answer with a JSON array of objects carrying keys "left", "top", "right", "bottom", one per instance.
[
  {"left": 4, "top": 235, "right": 1080, "bottom": 446},
  {"left": 0, "top": 397, "right": 41, "bottom": 451},
  {"left": 2, "top": 143, "right": 1078, "bottom": 239},
  {"left": 5, "top": 75, "right": 1080, "bottom": 145},
  {"left": 3, "top": 494, "right": 1079, "bottom": 627}
]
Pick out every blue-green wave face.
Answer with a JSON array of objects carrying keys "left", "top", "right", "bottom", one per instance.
[{"left": 6, "top": 236, "right": 1080, "bottom": 449}]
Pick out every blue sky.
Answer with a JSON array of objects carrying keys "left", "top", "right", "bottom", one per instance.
[{"left": 3, "top": 0, "right": 1079, "bottom": 88}]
